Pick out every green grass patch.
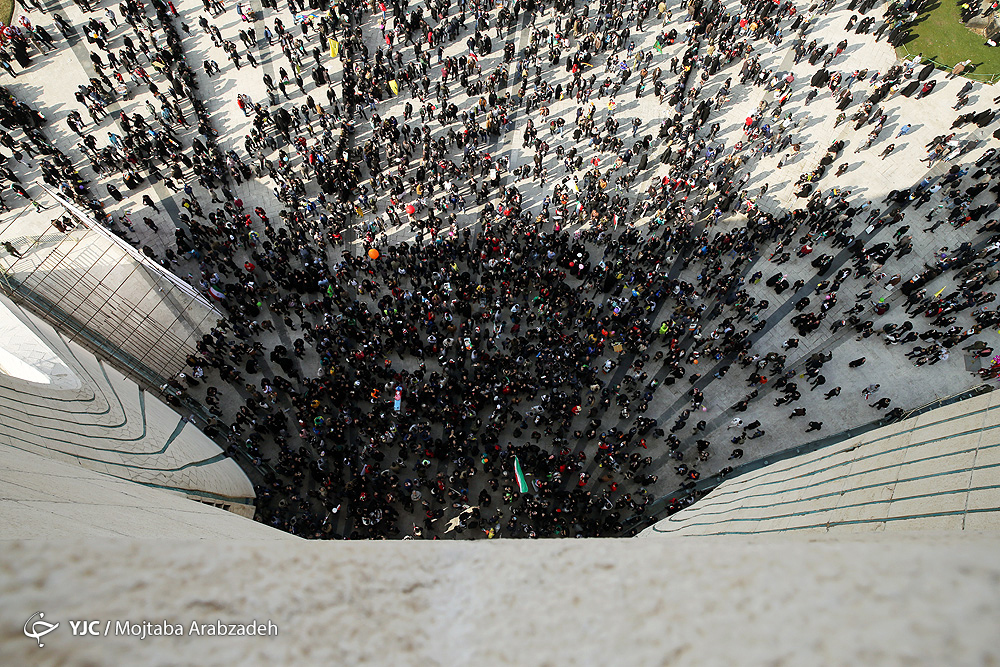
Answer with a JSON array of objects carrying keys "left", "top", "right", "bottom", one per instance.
[
  {"left": 897, "top": 0, "right": 1000, "bottom": 80},
  {"left": 0, "top": 0, "right": 14, "bottom": 27}
]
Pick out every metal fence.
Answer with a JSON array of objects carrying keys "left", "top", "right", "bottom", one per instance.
[
  {"left": 0, "top": 271, "right": 174, "bottom": 389},
  {"left": 0, "top": 187, "right": 223, "bottom": 387},
  {"left": 897, "top": 43, "right": 1000, "bottom": 85},
  {"left": 0, "top": 234, "right": 216, "bottom": 381}
]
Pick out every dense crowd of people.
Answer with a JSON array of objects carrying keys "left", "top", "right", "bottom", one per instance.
[{"left": 1, "top": 0, "right": 998, "bottom": 538}]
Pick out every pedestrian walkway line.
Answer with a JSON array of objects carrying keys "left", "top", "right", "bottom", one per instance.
[
  {"left": 247, "top": 0, "right": 277, "bottom": 87},
  {"left": 493, "top": 14, "right": 532, "bottom": 171},
  {"left": 41, "top": 0, "right": 190, "bottom": 243}
]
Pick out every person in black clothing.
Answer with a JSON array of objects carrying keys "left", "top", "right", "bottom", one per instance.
[{"left": 3, "top": 240, "right": 22, "bottom": 257}]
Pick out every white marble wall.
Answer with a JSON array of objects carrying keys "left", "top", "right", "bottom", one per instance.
[
  {"left": 0, "top": 294, "right": 255, "bottom": 511},
  {"left": 0, "top": 443, "right": 284, "bottom": 539}
]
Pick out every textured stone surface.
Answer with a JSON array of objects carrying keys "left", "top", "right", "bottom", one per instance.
[
  {"left": 1, "top": 533, "right": 998, "bottom": 664},
  {"left": 0, "top": 443, "right": 286, "bottom": 540},
  {"left": 0, "top": 0, "right": 997, "bottom": 521}
]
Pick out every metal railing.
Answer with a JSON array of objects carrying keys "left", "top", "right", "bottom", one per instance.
[
  {"left": 40, "top": 185, "right": 220, "bottom": 312},
  {"left": 897, "top": 43, "right": 1000, "bottom": 84},
  {"left": 0, "top": 272, "right": 172, "bottom": 390}
]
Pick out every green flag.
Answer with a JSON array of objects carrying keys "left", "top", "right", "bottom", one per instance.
[{"left": 514, "top": 456, "right": 530, "bottom": 493}]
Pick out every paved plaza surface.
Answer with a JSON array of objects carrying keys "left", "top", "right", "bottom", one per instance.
[{"left": 0, "top": 0, "right": 998, "bottom": 538}]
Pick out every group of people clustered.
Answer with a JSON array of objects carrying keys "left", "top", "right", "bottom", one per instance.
[{"left": 1, "top": 0, "right": 999, "bottom": 539}]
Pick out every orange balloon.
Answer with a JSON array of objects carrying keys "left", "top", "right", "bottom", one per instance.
[{"left": 368, "top": 248, "right": 380, "bottom": 260}]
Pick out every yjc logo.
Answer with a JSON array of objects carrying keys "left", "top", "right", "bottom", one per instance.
[
  {"left": 68, "top": 620, "right": 102, "bottom": 636},
  {"left": 23, "top": 612, "right": 59, "bottom": 648}
]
